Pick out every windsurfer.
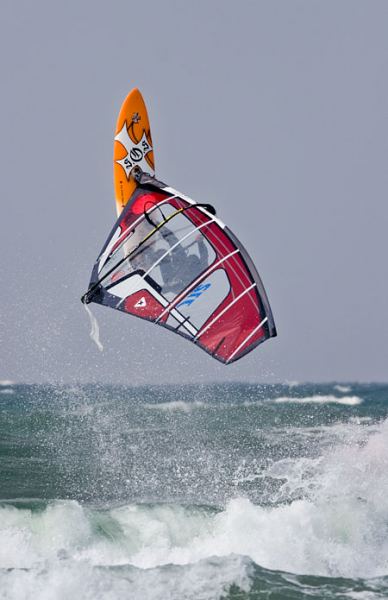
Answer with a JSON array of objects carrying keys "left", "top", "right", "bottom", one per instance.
[
  {"left": 135, "top": 226, "right": 209, "bottom": 294},
  {"left": 161, "top": 227, "right": 209, "bottom": 293}
]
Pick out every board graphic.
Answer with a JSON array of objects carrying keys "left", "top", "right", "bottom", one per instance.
[{"left": 114, "top": 88, "right": 155, "bottom": 216}]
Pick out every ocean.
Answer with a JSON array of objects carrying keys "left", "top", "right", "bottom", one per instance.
[{"left": 0, "top": 381, "right": 387, "bottom": 599}]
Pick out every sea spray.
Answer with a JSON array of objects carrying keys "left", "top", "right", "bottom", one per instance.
[
  {"left": 1, "top": 382, "right": 388, "bottom": 600},
  {"left": 83, "top": 304, "right": 103, "bottom": 351}
]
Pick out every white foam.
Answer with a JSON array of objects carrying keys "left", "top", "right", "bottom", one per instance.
[
  {"left": 0, "top": 501, "right": 252, "bottom": 599},
  {"left": 334, "top": 385, "right": 352, "bottom": 393},
  {"left": 117, "top": 419, "right": 388, "bottom": 578},
  {"left": 83, "top": 304, "right": 103, "bottom": 351},
  {"left": 145, "top": 400, "right": 205, "bottom": 412},
  {"left": 274, "top": 395, "right": 363, "bottom": 406},
  {"left": 286, "top": 380, "right": 300, "bottom": 388},
  {"left": 0, "top": 554, "right": 252, "bottom": 600}
]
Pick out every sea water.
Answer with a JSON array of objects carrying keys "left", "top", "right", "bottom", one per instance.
[{"left": 0, "top": 382, "right": 387, "bottom": 599}]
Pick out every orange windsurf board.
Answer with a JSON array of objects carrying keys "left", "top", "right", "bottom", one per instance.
[{"left": 113, "top": 88, "right": 155, "bottom": 216}]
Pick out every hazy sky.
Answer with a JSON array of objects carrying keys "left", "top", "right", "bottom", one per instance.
[{"left": 1, "top": 0, "right": 387, "bottom": 384}]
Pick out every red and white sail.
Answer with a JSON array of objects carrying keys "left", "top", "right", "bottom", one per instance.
[{"left": 83, "top": 173, "right": 276, "bottom": 364}]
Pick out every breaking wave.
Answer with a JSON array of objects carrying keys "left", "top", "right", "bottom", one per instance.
[
  {"left": 1, "top": 417, "right": 388, "bottom": 600},
  {"left": 273, "top": 394, "right": 363, "bottom": 405},
  {"left": 145, "top": 400, "right": 206, "bottom": 412},
  {"left": 334, "top": 384, "right": 352, "bottom": 393}
]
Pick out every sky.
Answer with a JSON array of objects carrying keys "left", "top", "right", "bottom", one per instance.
[{"left": 1, "top": 0, "right": 387, "bottom": 384}]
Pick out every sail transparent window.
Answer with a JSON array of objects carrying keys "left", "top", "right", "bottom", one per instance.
[{"left": 103, "top": 203, "right": 216, "bottom": 300}]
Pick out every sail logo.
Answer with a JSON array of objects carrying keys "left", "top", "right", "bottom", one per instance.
[
  {"left": 177, "top": 283, "right": 212, "bottom": 308},
  {"left": 135, "top": 297, "right": 147, "bottom": 308},
  {"left": 115, "top": 121, "right": 153, "bottom": 179}
]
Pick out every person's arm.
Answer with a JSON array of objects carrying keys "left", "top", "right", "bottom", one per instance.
[
  {"left": 197, "top": 237, "right": 208, "bottom": 268},
  {"left": 162, "top": 226, "right": 186, "bottom": 261}
]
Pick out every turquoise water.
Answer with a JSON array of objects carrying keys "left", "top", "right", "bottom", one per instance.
[{"left": 1, "top": 382, "right": 387, "bottom": 599}]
